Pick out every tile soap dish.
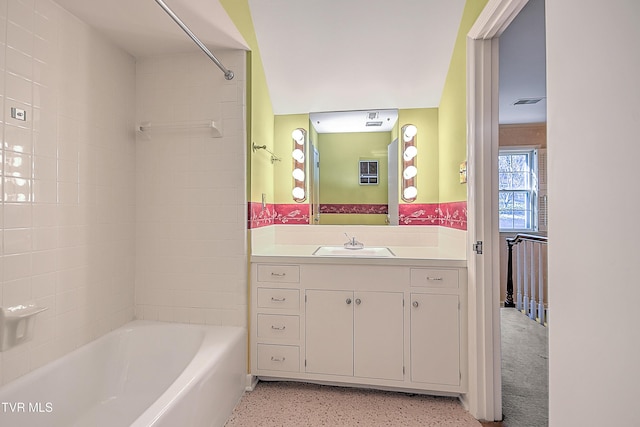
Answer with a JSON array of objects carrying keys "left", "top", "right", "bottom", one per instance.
[{"left": 0, "top": 304, "right": 48, "bottom": 351}]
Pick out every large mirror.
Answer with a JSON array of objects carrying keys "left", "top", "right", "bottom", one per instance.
[{"left": 307, "top": 109, "right": 399, "bottom": 226}]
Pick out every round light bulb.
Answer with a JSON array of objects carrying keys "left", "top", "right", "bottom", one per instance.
[
  {"left": 292, "top": 168, "right": 305, "bottom": 181},
  {"left": 292, "top": 187, "right": 305, "bottom": 199},
  {"left": 403, "top": 165, "right": 417, "bottom": 180},
  {"left": 403, "top": 145, "right": 418, "bottom": 161},
  {"left": 292, "top": 149, "right": 305, "bottom": 162},
  {"left": 292, "top": 129, "right": 304, "bottom": 145},
  {"left": 403, "top": 186, "right": 417, "bottom": 200},
  {"left": 403, "top": 125, "right": 417, "bottom": 142}
]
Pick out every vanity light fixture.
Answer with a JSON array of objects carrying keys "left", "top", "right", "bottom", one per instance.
[
  {"left": 401, "top": 124, "right": 418, "bottom": 202},
  {"left": 291, "top": 128, "right": 307, "bottom": 202}
]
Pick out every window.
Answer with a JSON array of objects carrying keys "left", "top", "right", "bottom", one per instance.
[
  {"left": 499, "top": 149, "right": 538, "bottom": 231},
  {"left": 359, "top": 160, "right": 378, "bottom": 185}
]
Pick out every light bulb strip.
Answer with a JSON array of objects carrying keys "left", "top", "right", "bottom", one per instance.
[
  {"left": 291, "top": 128, "right": 307, "bottom": 203},
  {"left": 401, "top": 124, "right": 418, "bottom": 202}
]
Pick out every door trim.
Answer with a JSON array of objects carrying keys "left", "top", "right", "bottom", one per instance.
[{"left": 465, "top": 0, "right": 529, "bottom": 421}]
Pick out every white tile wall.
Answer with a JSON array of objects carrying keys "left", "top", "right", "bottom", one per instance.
[
  {"left": 0, "top": 0, "right": 136, "bottom": 385},
  {"left": 135, "top": 51, "right": 248, "bottom": 328}
]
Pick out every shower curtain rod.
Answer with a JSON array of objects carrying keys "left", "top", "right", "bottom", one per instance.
[{"left": 154, "top": 0, "right": 234, "bottom": 80}]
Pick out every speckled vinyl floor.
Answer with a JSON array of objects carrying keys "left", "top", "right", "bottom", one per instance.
[{"left": 225, "top": 381, "right": 481, "bottom": 427}]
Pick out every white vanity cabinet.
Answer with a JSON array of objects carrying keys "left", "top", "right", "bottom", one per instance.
[
  {"left": 305, "top": 290, "right": 404, "bottom": 380},
  {"left": 409, "top": 267, "right": 464, "bottom": 387},
  {"left": 250, "top": 260, "right": 467, "bottom": 396},
  {"left": 410, "top": 293, "right": 461, "bottom": 385}
]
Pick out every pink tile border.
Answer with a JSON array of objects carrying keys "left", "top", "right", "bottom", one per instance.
[
  {"left": 249, "top": 201, "right": 467, "bottom": 229},
  {"left": 399, "top": 201, "right": 467, "bottom": 230},
  {"left": 320, "top": 204, "right": 388, "bottom": 215},
  {"left": 248, "top": 202, "right": 274, "bottom": 229},
  {"left": 248, "top": 202, "right": 310, "bottom": 228},
  {"left": 274, "top": 204, "right": 310, "bottom": 225}
]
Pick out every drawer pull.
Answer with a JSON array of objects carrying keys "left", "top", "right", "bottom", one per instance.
[
  {"left": 271, "top": 325, "right": 286, "bottom": 331},
  {"left": 427, "top": 276, "right": 444, "bottom": 281},
  {"left": 270, "top": 356, "right": 286, "bottom": 362},
  {"left": 271, "top": 272, "right": 286, "bottom": 277},
  {"left": 271, "top": 297, "right": 286, "bottom": 302}
]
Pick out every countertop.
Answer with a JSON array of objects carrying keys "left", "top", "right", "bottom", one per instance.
[{"left": 251, "top": 245, "right": 467, "bottom": 268}]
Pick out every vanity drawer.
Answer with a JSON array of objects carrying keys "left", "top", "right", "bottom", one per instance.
[
  {"left": 257, "top": 314, "right": 300, "bottom": 340},
  {"left": 257, "top": 344, "right": 300, "bottom": 372},
  {"left": 257, "top": 264, "right": 300, "bottom": 283},
  {"left": 257, "top": 288, "right": 300, "bottom": 310},
  {"left": 410, "top": 268, "right": 459, "bottom": 288}
]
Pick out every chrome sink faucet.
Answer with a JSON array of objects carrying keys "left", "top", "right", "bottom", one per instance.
[{"left": 344, "top": 233, "right": 364, "bottom": 249}]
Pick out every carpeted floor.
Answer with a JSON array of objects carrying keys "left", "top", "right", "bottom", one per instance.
[
  {"left": 500, "top": 308, "right": 548, "bottom": 426},
  {"left": 225, "top": 381, "right": 482, "bottom": 427}
]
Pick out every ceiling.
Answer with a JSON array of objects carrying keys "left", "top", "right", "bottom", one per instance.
[
  {"left": 499, "top": 0, "right": 546, "bottom": 125},
  {"left": 53, "top": 0, "right": 249, "bottom": 56},
  {"left": 54, "top": 0, "right": 545, "bottom": 128}
]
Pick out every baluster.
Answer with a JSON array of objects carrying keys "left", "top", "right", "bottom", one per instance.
[
  {"left": 538, "top": 242, "right": 545, "bottom": 324},
  {"left": 505, "top": 240, "right": 515, "bottom": 307},
  {"left": 522, "top": 241, "right": 529, "bottom": 316},
  {"left": 516, "top": 242, "right": 522, "bottom": 310},
  {"left": 529, "top": 240, "right": 536, "bottom": 320}
]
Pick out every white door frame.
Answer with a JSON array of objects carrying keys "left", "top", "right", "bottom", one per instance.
[{"left": 465, "top": 0, "right": 529, "bottom": 421}]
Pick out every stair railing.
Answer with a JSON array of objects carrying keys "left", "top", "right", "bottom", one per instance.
[{"left": 505, "top": 233, "right": 548, "bottom": 325}]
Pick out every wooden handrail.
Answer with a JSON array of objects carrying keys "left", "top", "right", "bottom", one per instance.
[
  {"left": 505, "top": 233, "right": 548, "bottom": 310},
  {"left": 506, "top": 233, "right": 548, "bottom": 245}
]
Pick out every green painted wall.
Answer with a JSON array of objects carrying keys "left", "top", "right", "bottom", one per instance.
[
  {"left": 220, "top": 0, "right": 275, "bottom": 205},
  {"left": 438, "top": 0, "right": 489, "bottom": 202},
  {"left": 318, "top": 132, "right": 391, "bottom": 205},
  {"left": 223, "top": 0, "right": 489, "bottom": 209},
  {"left": 274, "top": 114, "right": 310, "bottom": 203},
  {"left": 398, "top": 108, "right": 439, "bottom": 204},
  {"left": 318, "top": 214, "right": 387, "bottom": 225}
]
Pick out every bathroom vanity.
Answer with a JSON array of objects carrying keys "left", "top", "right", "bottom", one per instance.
[{"left": 250, "top": 227, "right": 468, "bottom": 396}]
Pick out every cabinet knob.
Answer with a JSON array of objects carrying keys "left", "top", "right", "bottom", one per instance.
[
  {"left": 412, "top": 301, "right": 419, "bottom": 308},
  {"left": 355, "top": 298, "right": 361, "bottom": 305},
  {"left": 346, "top": 298, "right": 352, "bottom": 305}
]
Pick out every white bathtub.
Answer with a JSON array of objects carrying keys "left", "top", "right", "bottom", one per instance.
[{"left": 0, "top": 320, "right": 247, "bottom": 427}]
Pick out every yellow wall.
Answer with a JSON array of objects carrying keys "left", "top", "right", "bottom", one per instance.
[
  {"left": 318, "top": 214, "right": 388, "bottom": 225},
  {"left": 438, "top": 0, "right": 489, "bottom": 203},
  {"left": 318, "top": 132, "right": 391, "bottom": 205},
  {"left": 220, "top": 0, "right": 275, "bottom": 204},
  {"left": 398, "top": 108, "right": 439, "bottom": 204},
  {"left": 274, "top": 114, "right": 310, "bottom": 203},
  {"left": 223, "top": 0, "right": 489, "bottom": 208}
]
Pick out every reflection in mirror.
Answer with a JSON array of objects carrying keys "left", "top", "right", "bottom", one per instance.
[{"left": 309, "top": 110, "right": 399, "bottom": 225}]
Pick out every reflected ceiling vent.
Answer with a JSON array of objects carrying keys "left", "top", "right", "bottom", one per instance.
[
  {"left": 367, "top": 111, "right": 379, "bottom": 120},
  {"left": 513, "top": 97, "right": 544, "bottom": 105}
]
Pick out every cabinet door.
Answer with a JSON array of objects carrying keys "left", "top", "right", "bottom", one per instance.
[
  {"left": 354, "top": 291, "right": 404, "bottom": 381},
  {"left": 410, "top": 293, "right": 460, "bottom": 386},
  {"left": 305, "top": 290, "right": 353, "bottom": 376}
]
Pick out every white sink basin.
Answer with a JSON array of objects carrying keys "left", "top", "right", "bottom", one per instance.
[{"left": 312, "top": 246, "right": 395, "bottom": 257}]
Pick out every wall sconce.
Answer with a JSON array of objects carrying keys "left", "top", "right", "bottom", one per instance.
[
  {"left": 292, "top": 128, "right": 307, "bottom": 202},
  {"left": 401, "top": 124, "right": 418, "bottom": 202}
]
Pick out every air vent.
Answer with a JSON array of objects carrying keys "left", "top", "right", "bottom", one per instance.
[
  {"left": 367, "top": 111, "right": 379, "bottom": 120},
  {"left": 365, "top": 121, "right": 383, "bottom": 127},
  {"left": 513, "top": 97, "right": 544, "bottom": 105}
]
